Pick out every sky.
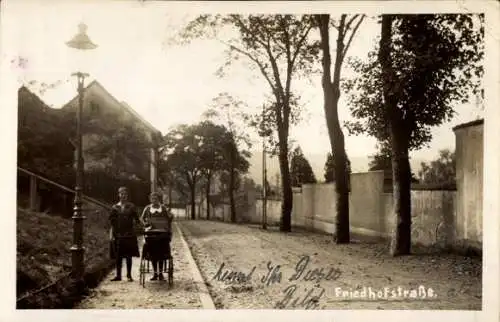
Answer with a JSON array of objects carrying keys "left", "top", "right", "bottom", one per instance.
[{"left": 2, "top": 0, "right": 485, "bottom": 170}]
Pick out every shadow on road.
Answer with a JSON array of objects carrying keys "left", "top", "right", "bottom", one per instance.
[{"left": 142, "top": 278, "right": 197, "bottom": 293}]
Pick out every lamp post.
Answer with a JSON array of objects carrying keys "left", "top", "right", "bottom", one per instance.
[{"left": 66, "top": 22, "right": 97, "bottom": 280}]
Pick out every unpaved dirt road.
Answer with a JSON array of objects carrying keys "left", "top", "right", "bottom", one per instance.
[{"left": 179, "top": 220, "right": 481, "bottom": 310}]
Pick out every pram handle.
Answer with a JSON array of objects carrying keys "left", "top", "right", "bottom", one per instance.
[{"left": 143, "top": 228, "right": 170, "bottom": 236}]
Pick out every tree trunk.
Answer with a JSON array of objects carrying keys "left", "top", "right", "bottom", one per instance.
[
  {"left": 380, "top": 15, "right": 412, "bottom": 255},
  {"left": 318, "top": 14, "right": 350, "bottom": 243},
  {"left": 332, "top": 136, "right": 349, "bottom": 243},
  {"left": 229, "top": 156, "right": 236, "bottom": 223},
  {"left": 190, "top": 182, "right": 196, "bottom": 220},
  {"left": 206, "top": 174, "right": 211, "bottom": 220},
  {"left": 229, "top": 168, "right": 236, "bottom": 222},
  {"left": 278, "top": 137, "right": 293, "bottom": 232},
  {"left": 389, "top": 129, "right": 412, "bottom": 255}
]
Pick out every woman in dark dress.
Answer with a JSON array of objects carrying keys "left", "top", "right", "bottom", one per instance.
[
  {"left": 109, "top": 186, "right": 141, "bottom": 282},
  {"left": 140, "top": 192, "right": 173, "bottom": 281}
]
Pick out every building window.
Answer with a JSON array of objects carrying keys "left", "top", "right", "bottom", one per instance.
[{"left": 90, "top": 102, "right": 100, "bottom": 114}]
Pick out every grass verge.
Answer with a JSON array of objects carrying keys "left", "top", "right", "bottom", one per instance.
[{"left": 17, "top": 207, "right": 112, "bottom": 309}]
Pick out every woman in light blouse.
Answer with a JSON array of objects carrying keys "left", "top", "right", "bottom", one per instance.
[{"left": 140, "top": 192, "right": 173, "bottom": 281}]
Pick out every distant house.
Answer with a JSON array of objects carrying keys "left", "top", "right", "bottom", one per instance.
[{"left": 59, "top": 80, "right": 162, "bottom": 193}]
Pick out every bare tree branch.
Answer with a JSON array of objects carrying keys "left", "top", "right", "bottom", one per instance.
[
  {"left": 329, "top": 18, "right": 340, "bottom": 31},
  {"left": 216, "top": 39, "right": 277, "bottom": 93},
  {"left": 342, "top": 15, "right": 365, "bottom": 60},
  {"left": 344, "top": 15, "right": 359, "bottom": 37},
  {"left": 291, "top": 24, "right": 314, "bottom": 66},
  {"left": 263, "top": 36, "right": 286, "bottom": 103},
  {"left": 283, "top": 19, "right": 292, "bottom": 66},
  {"left": 281, "top": 17, "right": 293, "bottom": 114}
]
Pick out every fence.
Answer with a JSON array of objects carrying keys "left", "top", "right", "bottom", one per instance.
[
  {"left": 249, "top": 170, "right": 481, "bottom": 253},
  {"left": 17, "top": 167, "right": 111, "bottom": 213},
  {"left": 192, "top": 190, "right": 256, "bottom": 223},
  {"left": 16, "top": 167, "right": 114, "bottom": 307},
  {"left": 249, "top": 120, "right": 484, "bottom": 253}
]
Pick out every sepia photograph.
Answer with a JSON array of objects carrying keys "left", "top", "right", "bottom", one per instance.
[{"left": 1, "top": 0, "right": 499, "bottom": 321}]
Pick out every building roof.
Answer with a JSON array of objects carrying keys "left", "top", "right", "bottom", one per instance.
[
  {"left": 18, "top": 86, "right": 52, "bottom": 111},
  {"left": 60, "top": 80, "right": 161, "bottom": 136},
  {"left": 452, "top": 118, "right": 484, "bottom": 132}
]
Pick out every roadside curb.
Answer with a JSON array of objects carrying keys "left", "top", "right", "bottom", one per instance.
[{"left": 174, "top": 221, "right": 216, "bottom": 309}]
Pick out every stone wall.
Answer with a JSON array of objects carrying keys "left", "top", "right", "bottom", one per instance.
[
  {"left": 245, "top": 120, "right": 483, "bottom": 253},
  {"left": 251, "top": 173, "right": 465, "bottom": 250},
  {"left": 453, "top": 119, "right": 483, "bottom": 250},
  {"left": 193, "top": 120, "right": 483, "bottom": 253}
]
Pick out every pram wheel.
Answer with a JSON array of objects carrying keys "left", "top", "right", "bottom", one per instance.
[
  {"left": 139, "top": 253, "right": 147, "bottom": 287},
  {"left": 139, "top": 240, "right": 151, "bottom": 287},
  {"left": 139, "top": 232, "right": 173, "bottom": 287}
]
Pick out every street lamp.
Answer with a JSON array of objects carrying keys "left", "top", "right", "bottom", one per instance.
[{"left": 66, "top": 22, "right": 97, "bottom": 279}]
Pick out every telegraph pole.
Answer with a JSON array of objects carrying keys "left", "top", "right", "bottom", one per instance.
[{"left": 261, "top": 105, "right": 267, "bottom": 230}]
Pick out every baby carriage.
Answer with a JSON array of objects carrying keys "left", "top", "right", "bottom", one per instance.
[{"left": 139, "top": 228, "right": 174, "bottom": 287}]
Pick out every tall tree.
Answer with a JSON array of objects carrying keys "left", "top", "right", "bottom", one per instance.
[
  {"left": 323, "top": 152, "right": 352, "bottom": 183},
  {"left": 344, "top": 14, "right": 484, "bottom": 255},
  {"left": 158, "top": 156, "right": 190, "bottom": 207},
  {"left": 290, "top": 147, "right": 317, "bottom": 186},
  {"left": 178, "top": 14, "right": 319, "bottom": 232},
  {"left": 316, "top": 14, "right": 364, "bottom": 243},
  {"left": 222, "top": 136, "right": 250, "bottom": 222},
  {"left": 162, "top": 124, "right": 205, "bottom": 220},
  {"left": 204, "top": 93, "right": 252, "bottom": 222},
  {"left": 418, "top": 149, "right": 455, "bottom": 185},
  {"left": 196, "top": 121, "right": 230, "bottom": 220}
]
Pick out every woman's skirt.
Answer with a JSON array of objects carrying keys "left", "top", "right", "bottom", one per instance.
[
  {"left": 143, "top": 232, "right": 171, "bottom": 261},
  {"left": 110, "top": 236, "right": 140, "bottom": 259}
]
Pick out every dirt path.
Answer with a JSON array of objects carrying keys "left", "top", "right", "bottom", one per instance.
[
  {"left": 178, "top": 220, "right": 482, "bottom": 310},
  {"left": 76, "top": 222, "right": 205, "bottom": 309}
]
